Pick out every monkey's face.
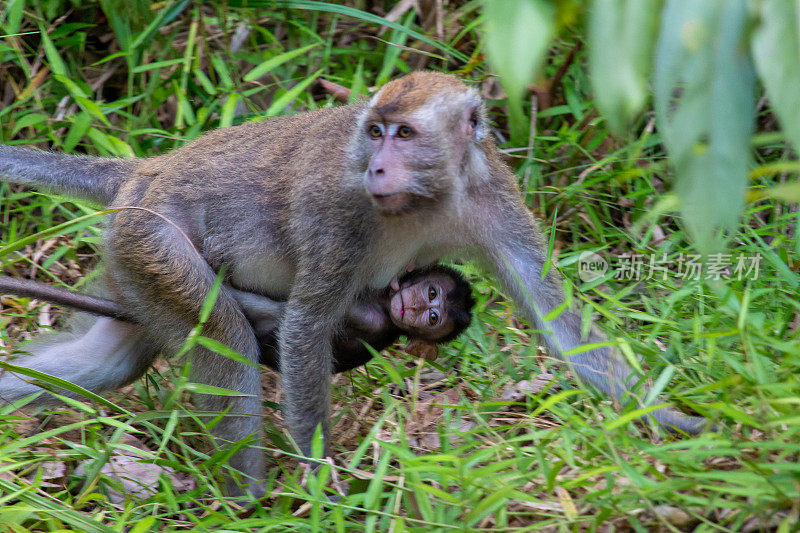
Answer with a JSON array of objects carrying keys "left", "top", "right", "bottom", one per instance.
[
  {"left": 360, "top": 118, "right": 447, "bottom": 216},
  {"left": 359, "top": 73, "right": 487, "bottom": 216},
  {"left": 388, "top": 273, "right": 457, "bottom": 341}
]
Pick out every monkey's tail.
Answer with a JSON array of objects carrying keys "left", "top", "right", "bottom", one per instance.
[
  {"left": 0, "top": 275, "right": 133, "bottom": 322},
  {"left": 0, "top": 145, "right": 137, "bottom": 205}
]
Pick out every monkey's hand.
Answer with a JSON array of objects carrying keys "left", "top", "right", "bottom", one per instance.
[
  {"left": 390, "top": 261, "right": 418, "bottom": 292},
  {"left": 405, "top": 339, "right": 439, "bottom": 361}
]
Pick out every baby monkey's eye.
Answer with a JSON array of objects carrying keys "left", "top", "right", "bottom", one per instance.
[
  {"left": 368, "top": 125, "right": 382, "bottom": 138},
  {"left": 428, "top": 310, "right": 439, "bottom": 326},
  {"left": 397, "top": 125, "right": 412, "bottom": 138},
  {"left": 428, "top": 286, "right": 437, "bottom": 301}
]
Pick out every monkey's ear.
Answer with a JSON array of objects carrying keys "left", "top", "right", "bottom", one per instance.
[{"left": 464, "top": 99, "right": 487, "bottom": 142}]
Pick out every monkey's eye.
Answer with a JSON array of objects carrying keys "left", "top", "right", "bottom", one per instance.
[
  {"left": 368, "top": 125, "right": 382, "bottom": 138},
  {"left": 397, "top": 125, "right": 412, "bottom": 138},
  {"left": 428, "top": 286, "right": 437, "bottom": 301},
  {"left": 428, "top": 310, "right": 439, "bottom": 326}
]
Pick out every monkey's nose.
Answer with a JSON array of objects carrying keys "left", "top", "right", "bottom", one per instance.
[
  {"left": 366, "top": 166, "right": 386, "bottom": 188},
  {"left": 365, "top": 171, "right": 390, "bottom": 196}
]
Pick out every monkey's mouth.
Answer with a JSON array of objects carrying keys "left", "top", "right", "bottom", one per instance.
[
  {"left": 372, "top": 192, "right": 410, "bottom": 214},
  {"left": 390, "top": 291, "right": 410, "bottom": 326}
]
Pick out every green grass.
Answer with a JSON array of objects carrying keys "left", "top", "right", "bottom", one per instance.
[{"left": 1, "top": 1, "right": 798, "bottom": 531}]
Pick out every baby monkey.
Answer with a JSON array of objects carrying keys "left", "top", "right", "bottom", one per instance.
[
  {"left": 251, "top": 264, "right": 475, "bottom": 372},
  {"left": 0, "top": 265, "right": 475, "bottom": 374}
]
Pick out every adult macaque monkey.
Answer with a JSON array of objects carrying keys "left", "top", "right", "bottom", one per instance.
[
  {"left": 0, "top": 265, "right": 475, "bottom": 373},
  {"left": 0, "top": 72, "right": 710, "bottom": 497}
]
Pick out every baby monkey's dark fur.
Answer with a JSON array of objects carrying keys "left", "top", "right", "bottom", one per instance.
[
  {"left": 0, "top": 265, "right": 474, "bottom": 373},
  {"left": 0, "top": 72, "right": 712, "bottom": 498}
]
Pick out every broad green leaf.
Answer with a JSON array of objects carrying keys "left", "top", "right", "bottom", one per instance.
[
  {"left": 63, "top": 111, "right": 92, "bottom": 152},
  {"left": 2, "top": 0, "right": 25, "bottom": 35},
  {"left": 87, "top": 127, "right": 117, "bottom": 154},
  {"left": 131, "top": 57, "right": 185, "bottom": 73},
  {"left": 194, "top": 338, "right": 259, "bottom": 368},
  {"left": 243, "top": 43, "right": 320, "bottom": 82},
  {"left": 750, "top": 160, "right": 800, "bottom": 179},
  {"left": 715, "top": 403, "right": 760, "bottom": 426},
  {"left": 90, "top": 51, "right": 128, "bottom": 66},
  {"left": 563, "top": 340, "right": 619, "bottom": 356},
  {"left": 96, "top": 416, "right": 137, "bottom": 432},
  {"left": 363, "top": 448, "right": 391, "bottom": 510},
  {"left": 198, "top": 266, "right": 225, "bottom": 323},
  {"left": 11, "top": 113, "right": 48, "bottom": 135},
  {"left": 376, "top": 10, "right": 414, "bottom": 85},
  {"left": 172, "top": 80, "right": 195, "bottom": 128},
  {"left": 104, "top": 134, "right": 135, "bottom": 157},
  {"left": 210, "top": 53, "right": 234, "bottom": 89},
  {"left": 193, "top": 67, "right": 216, "bottom": 95},
  {"left": 464, "top": 486, "right": 515, "bottom": 524},
  {"left": 0, "top": 360, "right": 128, "bottom": 413},
  {"left": 350, "top": 58, "right": 366, "bottom": 104},
  {"left": 752, "top": 0, "right": 800, "bottom": 152},
  {"left": 483, "top": 0, "right": 555, "bottom": 142},
  {"left": 643, "top": 364, "right": 675, "bottom": 406},
  {"left": 97, "top": 0, "right": 137, "bottom": 54},
  {"left": 0, "top": 479, "right": 116, "bottom": 532},
  {"left": 219, "top": 93, "right": 239, "bottom": 128},
  {"left": 182, "top": 382, "right": 255, "bottom": 396},
  {"left": 55, "top": 73, "right": 89, "bottom": 98},
  {"left": 589, "top": 0, "right": 659, "bottom": 134},
  {"left": 747, "top": 181, "right": 800, "bottom": 203},
  {"left": 128, "top": 517, "right": 157, "bottom": 533},
  {"left": 39, "top": 24, "right": 66, "bottom": 76},
  {"left": 265, "top": 69, "right": 322, "bottom": 116},
  {"left": 531, "top": 389, "right": 582, "bottom": 417},
  {"left": 366, "top": 343, "right": 404, "bottom": 386},
  {"left": 654, "top": 0, "right": 754, "bottom": 253},
  {"left": 75, "top": 96, "right": 111, "bottom": 126}
]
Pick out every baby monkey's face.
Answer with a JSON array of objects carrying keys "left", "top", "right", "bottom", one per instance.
[{"left": 388, "top": 273, "right": 456, "bottom": 341}]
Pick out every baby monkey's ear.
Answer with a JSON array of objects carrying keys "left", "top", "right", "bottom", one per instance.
[{"left": 405, "top": 339, "right": 439, "bottom": 361}]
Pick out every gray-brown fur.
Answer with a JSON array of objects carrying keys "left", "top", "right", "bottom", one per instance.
[{"left": 0, "top": 72, "right": 711, "bottom": 498}]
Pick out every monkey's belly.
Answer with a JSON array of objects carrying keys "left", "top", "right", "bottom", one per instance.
[
  {"left": 230, "top": 254, "right": 296, "bottom": 300},
  {"left": 366, "top": 246, "right": 431, "bottom": 290}
]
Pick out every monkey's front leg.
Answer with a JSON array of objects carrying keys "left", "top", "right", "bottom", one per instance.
[
  {"left": 476, "top": 196, "right": 711, "bottom": 434},
  {"left": 277, "top": 268, "right": 355, "bottom": 458}
]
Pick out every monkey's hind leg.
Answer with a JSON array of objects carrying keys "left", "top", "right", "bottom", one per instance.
[
  {"left": 106, "top": 217, "right": 267, "bottom": 499},
  {"left": 0, "top": 316, "right": 156, "bottom": 405}
]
